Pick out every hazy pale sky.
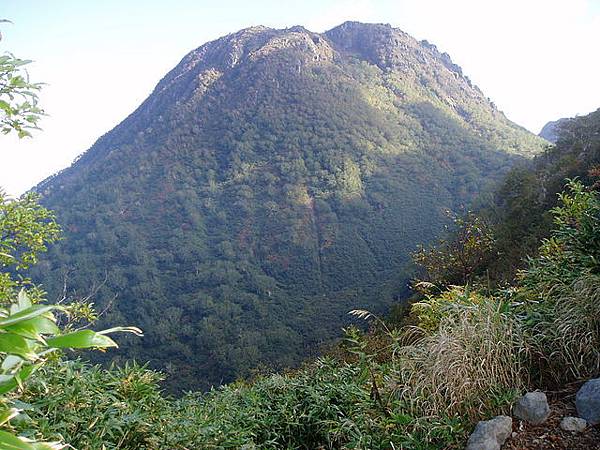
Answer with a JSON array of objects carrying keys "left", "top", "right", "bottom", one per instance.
[{"left": 2, "top": 0, "right": 599, "bottom": 196}]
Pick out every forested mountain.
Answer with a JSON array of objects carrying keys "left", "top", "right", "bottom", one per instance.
[
  {"left": 31, "top": 21, "right": 545, "bottom": 391},
  {"left": 15, "top": 109, "right": 600, "bottom": 449}
]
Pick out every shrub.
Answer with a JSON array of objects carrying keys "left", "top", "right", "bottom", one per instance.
[
  {"left": 518, "top": 180, "right": 600, "bottom": 385},
  {"left": 14, "top": 360, "right": 167, "bottom": 449}
]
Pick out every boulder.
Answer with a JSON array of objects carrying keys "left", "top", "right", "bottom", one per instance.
[
  {"left": 576, "top": 378, "right": 600, "bottom": 425},
  {"left": 513, "top": 392, "right": 550, "bottom": 424},
  {"left": 465, "top": 415, "right": 512, "bottom": 450},
  {"left": 560, "top": 416, "right": 587, "bottom": 432}
]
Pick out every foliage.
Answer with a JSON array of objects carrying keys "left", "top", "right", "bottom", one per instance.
[
  {"left": 0, "top": 191, "right": 60, "bottom": 305},
  {"left": 0, "top": 24, "right": 44, "bottom": 138},
  {"left": 19, "top": 354, "right": 468, "bottom": 449},
  {"left": 0, "top": 29, "right": 141, "bottom": 449},
  {"left": 0, "top": 202, "right": 142, "bottom": 448},
  {"left": 2, "top": 20, "right": 597, "bottom": 450},
  {"left": 517, "top": 180, "right": 600, "bottom": 385},
  {"left": 393, "top": 296, "right": 526, "bottom": 421},
  {"left": 481, "top": 108, "right": 600, "bottom": 282},
  {"left": 14, "top": 130, "right": 600, "bottom": 450},
  {"left": 410, "top": 285, "right": 488, "bottom": 333},
  {"left": 412, "top": 212, "right": 496, "bottom": 288},
  {"left": 14, "top": 360, "right": 166, "bottom": 449},
  {"left": 0, "top": 192, "right": 60, "bottom": 271}
]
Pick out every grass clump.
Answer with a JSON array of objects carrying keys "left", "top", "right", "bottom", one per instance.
[{"left": 393, "top": 294, "right": 526, "bottom": 421}]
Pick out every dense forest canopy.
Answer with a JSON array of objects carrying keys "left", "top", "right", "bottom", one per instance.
[{"left": 30, "top": 22, "right": 545, "bottom": 391}]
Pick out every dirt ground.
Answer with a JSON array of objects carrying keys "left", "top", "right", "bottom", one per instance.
[{"left": 503, "top": 385, "right": 600, "bottom": 450}]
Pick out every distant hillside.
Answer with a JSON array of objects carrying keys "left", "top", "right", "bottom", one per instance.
[
  {"left": 539, "top": 117, "right": 569, "bottom": 143},
  {"left": 32, "top": 21, "right": 545, "bottom": 391},
  {"left": 484, "top": 108, "right": 600, "bottom": 280}
]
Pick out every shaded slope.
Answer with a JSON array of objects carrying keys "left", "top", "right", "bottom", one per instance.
[
  {"left": 33, "top": 22, "right": 545, "bottom": 391},
  {"left": 539, "top": 117, "right": 568, "bottom": 143},
  {"left": 476, "top": 108, "right": 600, "bottom": 281}
]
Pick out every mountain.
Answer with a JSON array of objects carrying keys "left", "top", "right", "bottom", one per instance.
[
  {"left": 539, "top": 117, "right": 569, "bottom": 143},
  {"left": 31, "top": 21, "right": 545, "bottom": 391}
]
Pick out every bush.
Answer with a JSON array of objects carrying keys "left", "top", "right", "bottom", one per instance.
[
  {"left": 14, "top": 360, "right": 167, "bottom": 449},
  {"left": 518, "top": 180, "right": 600, "bottom": 385}
]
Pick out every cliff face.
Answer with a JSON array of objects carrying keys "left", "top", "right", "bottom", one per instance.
[{"left": 33, "top": 22, "right": 545, "bottom": 391}]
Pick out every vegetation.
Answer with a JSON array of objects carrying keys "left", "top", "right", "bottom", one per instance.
[
  {"left": 29, "top": 23, "right": 545, "bottom": 391},
  {"left": 6, "top": 109, "right": 598, "bottom": 447},
  {"left": 4, "top": 20, "right": 598, "bottom": 450},
  {"left": 0, "top": 20, "right": 44, "bottom": 138},
  {"left": 412, "top": 211, "right": 496, "bottom": 288},
  {"left": 481, "top": 108, "right": 600, "bottom": 282},
  {"left": 8, "top": 174, "right": 599, "bottom": 449}
]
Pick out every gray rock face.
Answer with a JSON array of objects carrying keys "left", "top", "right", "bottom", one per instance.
[
  {"left": 576, "top": 378, "right": 600, "bottom": 425},
  {"left": 513, "top": 392, "right": 550, "bottom": 424},
  {"left": 466, "top": 416, "right": 512, "bottom": 450},
  {"left": 560, "top": 416, "right": 587, "bottom": 432}
]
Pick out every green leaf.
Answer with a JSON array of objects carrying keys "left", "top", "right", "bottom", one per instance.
[
  {"left": 4, "top": 317, "right": 59, "bottom": 341},
  {"left": 0, "top": 430, "right": 36, "bottom": 450},
  {"left": 0, "top": 365, "right": 36, "bottom": 395},
  {"left": 0, "top": 334, "right": 36, "bottom": 359},
  {"left": 0, "top": 406, "right": 19, "bottom": 426},
  {"left": 0, "top": 431, "right": 62, "bottom": 450},
  {"left": 0, "top": 306, "right": 58, "bottom": 328},
  {"left": 0, "top": 99, "right": 12, "bottom": 113},
  {"left": 47, "top": 330, "right": 118, "bottom": 349}
]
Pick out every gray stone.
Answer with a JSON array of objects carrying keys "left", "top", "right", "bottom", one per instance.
[
  {"left": 513, "top": 391, "right": 550, "bottom": 425},
  {"left": 560, "top": 416, "right": 587, "bottom": 432},
  {"left": 576, "top": 378, "right": 600, "bottom": 425},
  {"left": 465, "top": 415, "right": 512, "bottom": 450}
]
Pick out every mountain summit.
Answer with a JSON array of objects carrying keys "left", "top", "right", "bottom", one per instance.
[{"left": 33, "top": 22, "right": 545, "bottom": 391}]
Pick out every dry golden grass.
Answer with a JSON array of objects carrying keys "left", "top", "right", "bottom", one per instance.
[{"left": 390, "top": 299, "right": 526, "bottom": 421}]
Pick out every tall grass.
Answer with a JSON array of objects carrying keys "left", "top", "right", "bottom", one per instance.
[
  {"left": 391, "top": 294, "right": 525, "bottom": 422},
  {"left": 524, "top": 274, "right": 600, "bottom": 384}
]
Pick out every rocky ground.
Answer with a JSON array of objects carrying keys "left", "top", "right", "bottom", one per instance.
[{"left": 504, "top": 384, "right": 600, "bottom": 450}]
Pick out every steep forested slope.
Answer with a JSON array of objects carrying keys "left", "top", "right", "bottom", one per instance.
[
  {"left": 32, "top": 22, "right": 544, "bottom": 391},
  {"left": 483, "top": 108, "right": 600, "bottom": 281}
]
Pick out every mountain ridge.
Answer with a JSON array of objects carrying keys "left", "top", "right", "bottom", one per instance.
[{"left": 38, "top": 21, "right": 532, "bottom": 187}]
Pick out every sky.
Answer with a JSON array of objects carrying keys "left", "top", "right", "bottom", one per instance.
[{"left": 1, "top": 0, "right": 600, "bottom": 196}]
